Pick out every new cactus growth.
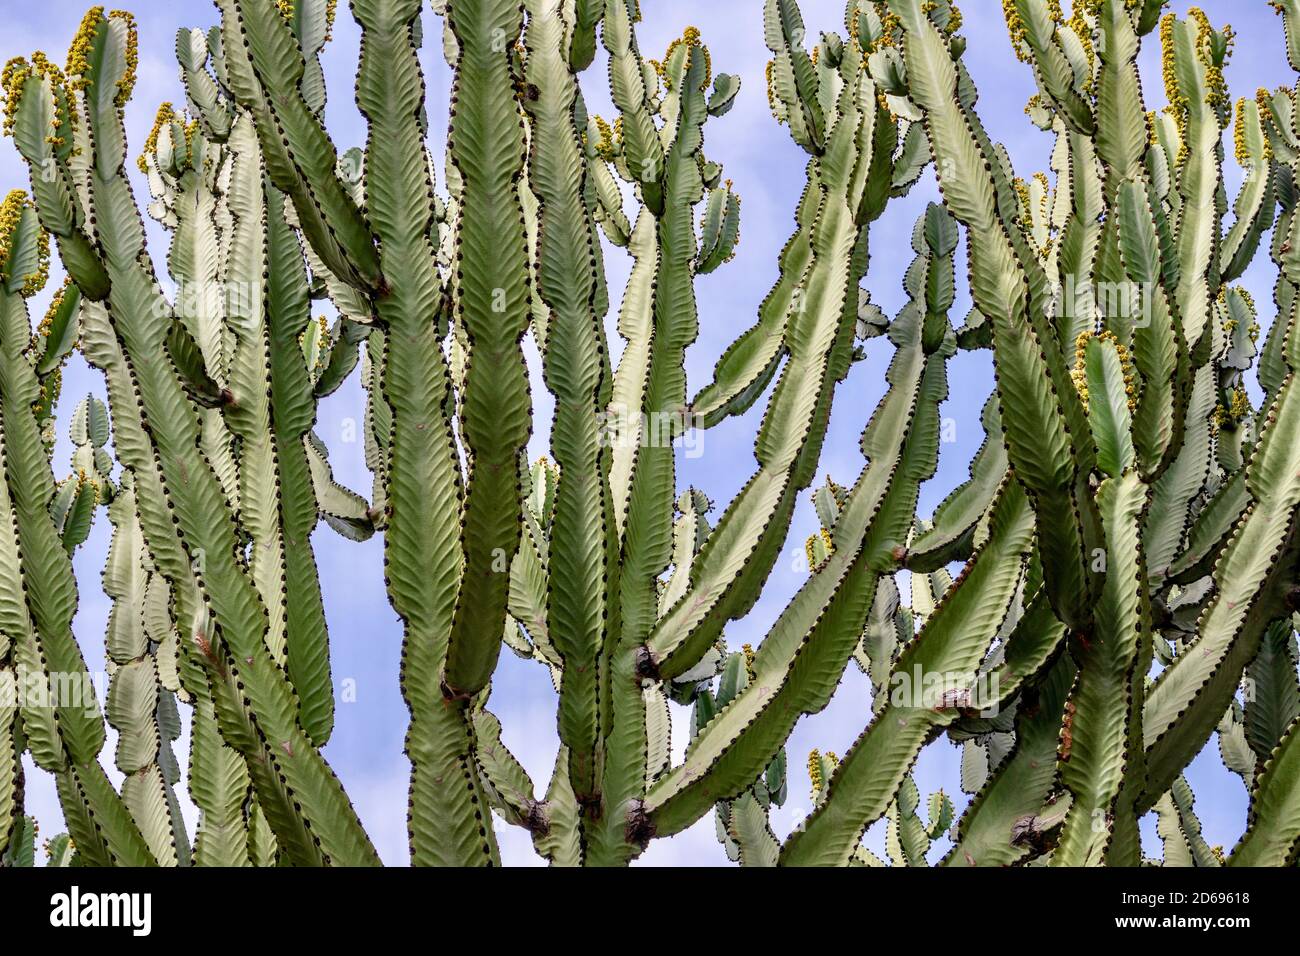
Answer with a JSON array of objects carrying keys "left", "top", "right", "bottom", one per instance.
[{"left": 0, "top": 0, "right": 1298, "bottom": 867}]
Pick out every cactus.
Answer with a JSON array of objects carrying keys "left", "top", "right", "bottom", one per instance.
[{"left": 0, "top": 0, "right": 1297, "bottom": 867}]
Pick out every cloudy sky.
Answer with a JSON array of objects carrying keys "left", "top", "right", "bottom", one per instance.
[{"left": 3, "top": 0, "right": 1289, "bottom": 865}]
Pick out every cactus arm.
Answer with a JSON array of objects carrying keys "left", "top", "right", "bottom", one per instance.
[
  {"left": 589, "top": 24, "right": 714, "bottom": 865},
  {"left": 264, "top": 186, "right": 336, "bottom": 743},
  {"left": 892, "top": 776, "right": 932, "bottom": 866},
  {"left": 1220, "top": 97, "right": 1275, "bottom": 283},
  {"left": 3, "top": 64, "right": 109, "bottom": 300},
  {"left": 33, "top": 279, "right": 80, "bottom": 377},
  {"left": 688, "top": 172, "right": 816, "bottom": 427},
  {"left": 1244, "top": 618, "right": 1300, "bottom": 761},
  {"left": 440, "top": 0, "right": 533, "bottom": 699},
  {"left": 521, "top": 0, "right": 611, "bottom": 809},
  {"left": 1219, "top": 699, "right": 1257, "bottom": 791},
  {"left": 311, "top": 317, "right": 371, "bottom": 399},
  {"left": 1115, "top": 177, "right": 1185, "bottom": 474},
  {"left": 649, "top": 52, "right": 892, "bottom": 678},
  {"left": 601, "top": 0, "right": 664, "bottom": 209},
  {"left": 351, "top": 0, "right": 500, "bottom": 864},
  {"left": 1260, "top": 186, "right": 1296, "bottom": 397},
  {"left": 763, "top": 0, "right": 823, "bottom": 153},
  {"left": 1007, "top": 0, "right": 1094, "bottom": 136},
  {"left": 777, "top": 480, "right": 1037, "bottom": 866},
  {"left": 0, "top": 200, "right": 157, "bottom": 866},
  {"left": 1144, "top": 366, "right": 1215, "bottom": 580},
  {"left": 12, "top": 11, "right": 379, "bottom": 865},
  {"left": 1052, "top": 470, "right": 1150, "bottom": 865},
  {"left": 887, "top": 0, "right": 1091, "bottom": 630},
  {"left": 606, "top": 212, "right": 655, "bottom": 539},
  {"left": 1142, "top": 378, "right": 1300, "bottom": 807},
  {"left": 726, "top": 790, "right": 780, "bottom": 867},
  {"left": 906, "top": 395, "right": 1007, "bottom": 572},
  {"left": 1155, "top": 775, "right": 1219, "bottom": 867},
  {"left": 1166, "top": 467, "right": 1249, "bottom": 583},
  {"left": 1229, "top": 707, "right": 1300, "bottom": 865},
  {"left": 534, "top": 749, "right": 583, "bottom": 866},
  {"left": 644, "top": 207, "right": 952, "bottom": 840},
  {"left": 216, "top": 0, "right": 382, "bottom": 294},
  {"left": 102, "top": 477, "right": 190, "bottom": 866},
  {"left": 189, "top": 695, "right": 252, "bottom": 866},
  {"left": 658, "top": 489, "right": 711, "bottom": 619},
  {"left": 944, "top": 649, "right": 1073, "bottom": 868},
  {"left": 1045, "top": 124, "right": 1103, "bottom": 348},
  {"left": 305, "top": 432, "right": 378, "bottom": 541},
  {"left": 695, "top": 181, "right": 740, "bottom": 275},
  {"left": 1154, "top": 789, "right": 1192, "bottom": 865},
  {"left": 0, "top": 685, "right": 17, "bottom": 862},
  {"left": 1163, "top": 10, "right": 1230, "bottom": 354},
  {"left": 507, "top": 496, "right": 560, "bottom": 670},
  {"left": 470, "top": 701, "right": 543, "bottom": 835},
  {"left": 176, "top": 28, "right": 232, "bottom": 141}
]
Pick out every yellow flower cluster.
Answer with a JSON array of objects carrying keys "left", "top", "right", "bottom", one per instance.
[
  {"left": 1188, "top": 8, "right": 1231, "bottom": 113},
  {"left": 278, "top": 0, "right": 340, "bottom": 43},
  {"left": 138, "top": 101, "right": 176, "bottom": 173},
  {"left": 1235, "top": 286, "right": 1257, "bottom": 316},
  {"left": 2, "top": 58, "right": 32, "bottom": 137},
  {"left": 1012, "top": 176, "right": 1032, "bottom": 221},
  {"left": 807, "top": 749, "right": 823, "bottom": 796},
  {"left": 1002, "top": 0, "right": 1030, "bottom": 63},
  {"left": 1233, "top": 96, "right": 1271, "bottom": 165},
  {"left": 2, "top": 53, "right": 80, "bottom": 150},
  {"left": 1066, "top": 12, "right": 1095, "bottom": 91},
  {"left": 1032, "top": 171, "right": 1050, "bottom": 226},
  {"left": 0, "top": 189, "right": 27, "bottom": 271},
  {"left": 1159, "top": 13, "right": 1187, "bottom": 123},
  {"left": 867, "top": 7, "right": 901, "bottom": 54},
  {"left": 36, "top": 276, "right": 74, "bottom": 348},
  {"left": 1071, "top": 330, "right": 1136, "bottom": 414},
  {"left": 742, "top": 643, "right": 755, "bottom": 682},
  {"left": 1213, "top": 386, "right": 1251, "bottom": 428},
  {"left": 313, "top": 315, "right": 331, "bottom": 371},
  {"left": 66, "top": 7, "right": 102, "bottom": 88},
  {"left": 591, "top": 114, "right": 615, "bottom": 161},
  {"left": 110, "top": 10, "right": 138, "bottom": 107},
  {"left": 67, "top": 8, "right": 138, "bottom": 108},
  {"left": 663, "top": 26, "right": 711, "bottom": 92},
  {"left": 34, "top": 364, "right": 61, "bottom": 417},
  {"left": 944, "top": 3, "right": 963, "bottom": 36},
  {"left": 0, "top": 189, "right": 50, "bottom": 297},
  {"left": 804, "top": 526, "right": 834, "bottom": 572}
]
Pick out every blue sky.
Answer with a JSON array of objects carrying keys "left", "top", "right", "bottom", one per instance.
[{"left": 3, "top": 0, "right": 1289, "bottom": 865}]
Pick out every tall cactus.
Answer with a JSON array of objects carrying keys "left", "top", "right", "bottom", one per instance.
[{"left": 0, "top": 0, "right": 1297, "bottom": 868}]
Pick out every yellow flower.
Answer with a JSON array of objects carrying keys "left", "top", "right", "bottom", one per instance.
[{"left": 807, "top": 749, "right": 823, "bottom": 796}]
